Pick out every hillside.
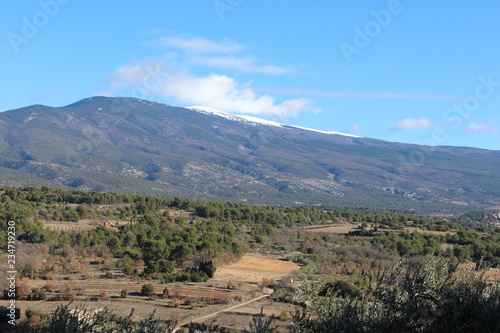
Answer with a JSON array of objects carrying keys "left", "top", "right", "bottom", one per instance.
[
  {"left": 0, "top": 96, "right": 499, "bottom": 211},
  {"left": 1, "top": 187, "right": 499, "bottom": 332}
]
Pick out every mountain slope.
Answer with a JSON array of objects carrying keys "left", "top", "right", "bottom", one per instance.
[{"left": 0, "top": 96, "right": 499, "bottom": 211}]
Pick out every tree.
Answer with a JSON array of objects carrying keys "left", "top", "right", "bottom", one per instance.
[
  {"left": 141, "top": 284, "right": 155, "bottom": 298},
  {"left": 319, "top": 280, "right": 361, "bottom": 299},
  {"left": 162, "top": 287, "right": 169, "bottom": 299},
  {"left": 143, "top": 259, "right": 175, "bottom": 277},
  {"left": 291, "top": 258, "right": 500, "bottom": 333},
  {"left": 30, "top": 288, "right": 46, "bottom": 301},
  {"left": 199, "top": 259, "right": 216, "bottom": 278},
  {"left": 243, "top": 308, "right": 277, "bottom": 333}
]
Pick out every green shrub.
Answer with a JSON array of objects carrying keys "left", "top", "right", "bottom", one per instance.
[
  {"left": 141, "top": 284, "right": 155, "bottom": 298},
  {"left": 30, "top": 288, "right": 46, "bottom": 300},
  {"left": 292, "top": 258, "right": 500, "bottom": 333}
]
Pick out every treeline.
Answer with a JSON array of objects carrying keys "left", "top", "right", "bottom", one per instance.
[
  {"left": 1, "top": 186, "right": 441, "bottom": 227},
  {"left": 451, "top": 209, "right": 500, "bottom": 229},
  {"left": 371, "top": 229, "right": 500, "bottom": 266},
  {"left": 1, "top": 186, "right": 499, "bottom": 281}
]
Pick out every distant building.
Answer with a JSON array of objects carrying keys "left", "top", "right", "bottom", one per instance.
[{"left": 406, "top": 221, "right": 414, "bottom": 226}]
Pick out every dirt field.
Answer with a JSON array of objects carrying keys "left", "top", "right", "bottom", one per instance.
[
  {"left": 404, "top": 227, "right": 456, "bottom": 236},
  {"left": 303, "top": 224, "right": 357, "bottom": 234},
  {"left": 42, "top": 219, "right": 131, "bottom": 231},
  {"left": 8, "top": 278, "right": 258, "bottom": 326},
  {"left": 303, "top": 224, "right": 456, "bottom": 236},
  {"left": 1, "top": 253, "right": 300, "bottom": 328},
  {"left": 214, "top": 255, "right": 300, "bottom": 282},
  {"left": 457, "top": 263, "right": 500, "bottom": 283},
  {"left": 486, "top": 268, "right": 500, "bottom": 282},
  {"left": 197, "top": 298, "right": 298, "bottom": 332}
]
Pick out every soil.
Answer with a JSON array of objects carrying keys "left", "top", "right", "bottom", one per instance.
[
  {"left": 1, "top": 253, "right": 301, "bottom": 330},
  {"left": 303, "top": 223, "right": 456, "bottom": 236},
  {"left": 214, "top": 255, "right": 300, "bottom": 283}
]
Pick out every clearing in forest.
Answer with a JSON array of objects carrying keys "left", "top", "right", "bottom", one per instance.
[{"left": 214, "top": 254, "right": 300, "bottom": 282}]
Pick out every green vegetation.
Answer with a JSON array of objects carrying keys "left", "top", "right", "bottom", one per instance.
[
  {"left": 370, "top": 228, "right": 500, "bottom": 267},
  {"left": 1, "top": 186, "right": 499, "bottom": 332},
  {"left": 1, "top": 186, "right": 499, "bottom": 282},
  {"left": 19, "top": 305, "right": 172, "bottom": 333},
  {"left": 141, "top": 284, "right": 155, "bottom": 298},
  {"left": 292, "top": 258, "right": 500, "bottom": 333}
]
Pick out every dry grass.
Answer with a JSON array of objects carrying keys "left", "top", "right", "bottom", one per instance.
[
  {"left": 303, "top": 224, "right": 358, "bottom": 234},
  {"left": 404, "top": 227, "right": 456, "bottom": 236},
  {"left": 214, "top": 254, "right": 300, "bottom": 282},
  {"left": 458, "top": 263, "right": 500, "bottom": 283},
  {"left": 197, "top": 299, "right": 296, "bottom": 333},
  {"left": 303, "top": 224, "right": 456, "bottom": 236},
  {"left": 10, "top": 279, "right": 255, "bottom": 325},
  {"left": 485, "top": 268, "right": 500, "bottom": 282},
  {"left": 41, "top": 219, "right": 131, "bottom": 231}
]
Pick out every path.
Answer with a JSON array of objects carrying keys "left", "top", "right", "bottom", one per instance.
[{"left": 172, "top": 288, "right": 273, "bottom": 332}]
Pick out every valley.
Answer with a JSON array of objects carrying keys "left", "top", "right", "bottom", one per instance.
[{"left": 0, "top": 187, "right": 499, "bottom": 332}]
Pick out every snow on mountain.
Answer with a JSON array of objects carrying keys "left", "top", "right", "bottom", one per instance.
[
  {"left": 238, "top": 115, "right": 284, "bottom": 128},
  {"left": 286, "top": 125, "right": 361, "bottom": 138},
  {"left": 187, "top": 106, "right": 248, "bottom": 123},
  {"left": 187, "top": 106, "right": 360, "bottom": 138}
]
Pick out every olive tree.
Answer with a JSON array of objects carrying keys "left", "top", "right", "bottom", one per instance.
[{"left": 291, "top": 258, "right": 500, "bottom": 333}]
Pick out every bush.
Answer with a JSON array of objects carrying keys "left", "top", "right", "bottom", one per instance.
[
  {"left": 319, "top": 280, "right": 361, "bottom": 299},
  {"left": 30, "top": 288, "right": 47, "bottom": 301},
  {"left": 25, "top": 309, "right": 44, "bottom": 318},
  {"left": 141, "top": 284, "right": 155, "bottom": 298},
  {"left": 162, "top": 288, "right": 169, "bottom": 299},
  {"left": 18, "top": 304, "right": 173, "bottom": 332},
  {"left": 100, "top": 291, "right": 109, "bottom": 300},
  {"left": 243, "top": 308, "right": 277, "bottom": 333},
  {"left": 292, "top": 258, "right": 500, "bottom": 333},
  {"left": 120, "top": 289, "right": 128, "bottom": 298},
  {"left": 199, "top": 259, "right": 216, "bottom": 278}
]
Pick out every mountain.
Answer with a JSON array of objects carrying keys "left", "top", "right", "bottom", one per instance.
[{"left": 0, "top": 96, "right": 499, "bottom": 211}]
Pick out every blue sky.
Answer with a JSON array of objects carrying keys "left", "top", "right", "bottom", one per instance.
[{"left": 1, "top": 0, "right": 499, "bottom": 150}]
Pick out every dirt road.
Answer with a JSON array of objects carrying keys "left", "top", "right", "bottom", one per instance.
[{"left": 173, "top": 287, "right": 273, "bottom": 332}]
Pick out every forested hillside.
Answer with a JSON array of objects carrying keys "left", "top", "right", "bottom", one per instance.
[{"left": 0, "top": 186, "right": 499, "bottom": 281}]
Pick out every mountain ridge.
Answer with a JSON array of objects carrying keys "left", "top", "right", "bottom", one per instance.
[
  {"left": 0, "top": 96, "right": 499, "bottom": 212},
  {"left": 187, "top": 105, "right": 362, "bottom": 138}
]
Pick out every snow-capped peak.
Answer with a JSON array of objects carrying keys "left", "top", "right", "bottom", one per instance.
[
  {"left": 238, "top": 115, "right": 284, "bottom": 128},
  {"left": 286, "top": 125, "right": 361, "bottom": 138},
  {"left": 187, "top": 106, "right": 286, "bottom": 129},
  {"left": 187, "top": 106, "right": 244, "bottom": 122},
  {"left": 187, "top": 105, "right": 361, "bottom": 138}
]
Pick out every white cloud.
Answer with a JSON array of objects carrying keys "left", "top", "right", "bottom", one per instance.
[
  {"left": 145, "top": 36, "right": 245, "bottom": 54},
  {"left": 467, "top": 122, "right": 500, "bottom": 135},
  {"left": 104, "top": 58, "right": 318, "bottom": 118},
  {"left": 189, "top": 55, "right": 294, "bottom": 75},
  {"left": 144, "top": 34, "right": 293, "bottom": 76},
  {"left": 104, "top": 34, "right": 310, "bottom": 118},
  {"left": 345, "top": 124, "right": 362, "bottom": 133},
  {"left": 467, "top": 122, "right": 490, "bottom": 134},
  {"left": 392, "top": 117, "right": 433, "bottom": 131},
  {"left": 253, "top": 86, "right": 463, "bottom": 101}
]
